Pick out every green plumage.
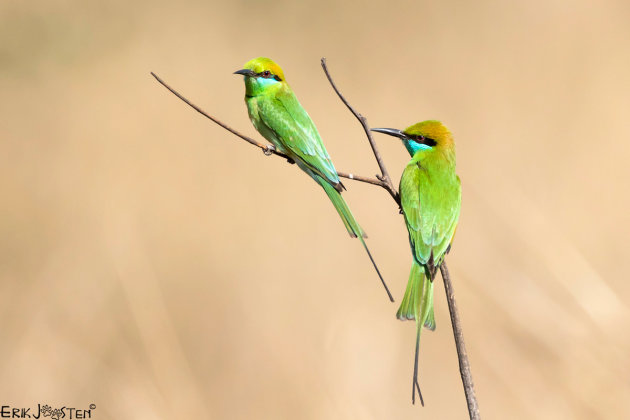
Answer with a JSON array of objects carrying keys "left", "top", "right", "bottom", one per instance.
[
  {"left": 372, "top": 120, "right": 461, "bottom": 405},
  {"left": 247, "top": 83, "right": 342, "bottom": 192},
  {"left": 235, "top": 57, "right": 392, "bottom": 301}
]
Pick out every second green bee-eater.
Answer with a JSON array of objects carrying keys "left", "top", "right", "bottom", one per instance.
[
  {"left": 372, "top": 121, "right": 461, "bottom": 405},
  {"left": 234, "top": 57, "right": 393, "bottom": 301}
]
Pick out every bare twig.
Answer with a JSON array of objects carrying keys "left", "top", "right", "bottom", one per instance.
[
  {"left": 320, "top": 58, "right": 400, "bottom": 205},
  {"left": 150, "top": 72, "right": 389, "bottom": 189},
  {"left": 320, "top": 58, "right": 480, "bottom": 419},
  {"left": 440, "top": 263, "right": 480, "bottom": 420},
  {"left": 151, "top": 72, "right": 287, "bottom": 159},
  {"left": 151, "top": 64, "right": 479, "bottom": 419}
]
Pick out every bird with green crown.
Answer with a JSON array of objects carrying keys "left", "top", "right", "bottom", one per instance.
[
  {"left": 234, "top": 57, "right": 393, "bottom": 301},
  {"left": 372, "top": 121, "right": 461, "bottom": 405}
]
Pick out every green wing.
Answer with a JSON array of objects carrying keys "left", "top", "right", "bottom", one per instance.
[
  {"left": 400, "top": 163, "right": 461, "bottom": 267},
  {"left": 257, "top": 89, "right": 340, "bottom": 186}
]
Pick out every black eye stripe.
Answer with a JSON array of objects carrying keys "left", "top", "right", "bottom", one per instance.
[
  {"left": 256, "top": 71, "right": 282, "bottom": 81},
  {"left": 411, "top": 135, "right": 437, "bottom": 146}
]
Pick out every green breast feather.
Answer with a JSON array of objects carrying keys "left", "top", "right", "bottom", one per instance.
[{"left": 400, "top": 162, "right": 461, "bottom": 267}]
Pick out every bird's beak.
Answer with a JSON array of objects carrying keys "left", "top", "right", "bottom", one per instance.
[
  {"left": 371, "top": 128, "right": 409, "bottom": 140},
  {"left": 233, "top": 69, "right": 256, "bottom": 77}
]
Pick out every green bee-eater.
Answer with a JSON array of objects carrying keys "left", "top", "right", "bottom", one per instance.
[
  {"left": 372, "top": 121, "right": 461, "bottom": 405},
  {"left": 234, "top": 57, "right": 393, "bottom": 301}
]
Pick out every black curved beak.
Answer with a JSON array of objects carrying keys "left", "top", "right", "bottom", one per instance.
[
  {"left": 234, "top": 69, "right": 256, "bottom": 77},
  {"left": 371, "top": 127, "right": 409, "bottom": 140}
]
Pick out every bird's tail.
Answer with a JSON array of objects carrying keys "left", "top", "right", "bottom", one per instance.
[
  {"left": 318, "top": 175, "right": 365, "bottom": 238},
  {"left": 318, "top": 176, "right": 394, "bottom": 302},
  {"left": 396, "top": 261, "right": 436, "bottom": 406},
  {"left": 396, "top": 261, "right": 435, "bottom": 329}
]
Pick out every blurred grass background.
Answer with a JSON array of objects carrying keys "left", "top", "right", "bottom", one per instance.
[{"left": 1, "top": 0, "right": 629, "bottom": 418}]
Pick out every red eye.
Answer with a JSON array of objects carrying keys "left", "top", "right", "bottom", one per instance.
[{"left": 263, "top": 70, "right": 271, "bottom": 77}]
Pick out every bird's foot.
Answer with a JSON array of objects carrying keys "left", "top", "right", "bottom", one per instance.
[{"left": 263, "top": 144, "right": 275, "bottom": 156}]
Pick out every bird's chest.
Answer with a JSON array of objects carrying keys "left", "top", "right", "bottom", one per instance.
[
  {"left": 245, "top": 98, "right": 286, "bottom": 152},
  {"left": 400, "top": 163, "right": 459, "bottom": 234},
  {"left": 408, "top": 163, "right": 457, "bottom": 203}
]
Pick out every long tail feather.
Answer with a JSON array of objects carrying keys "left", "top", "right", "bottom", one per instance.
[
  {"left": 413, "top": 325, "right": 424, "bottom": 406},
  {"left": 397, "top": 261, "right": 435, "bottom": 404},
  {"left": 318, "top": 176, "right": 393, "bottom": 302},
  {"left": 358, "top": 235, "right": 394, "bottom": 301}
]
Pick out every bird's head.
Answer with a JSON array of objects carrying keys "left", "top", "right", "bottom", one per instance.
[
  {"left": 372, "top": 120, "right": 454, "bottom": 158},
  {"left": 234, "top": 57, "right": 286, "bottom": 96}
]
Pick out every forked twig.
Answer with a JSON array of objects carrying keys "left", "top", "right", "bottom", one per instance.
[
  {"left": 318, "top": 58, "right": 480, "bottom": 419},
  {"left": 150, "top": 61, "right": 479, "bottom": 419},
  {"left": 320, "top": 58, "right": 400, "bottom": 205}
]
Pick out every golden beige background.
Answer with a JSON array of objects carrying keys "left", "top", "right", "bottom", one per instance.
[{"left": 1, "top": 0, "right": 629, "bottom": 418}]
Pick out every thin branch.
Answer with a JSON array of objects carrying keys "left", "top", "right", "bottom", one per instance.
[
  {"left": 150, "top": 72, "right": 388, "bottom": 189},
  {"left": 151, "top": 72, "right": 286, "bottom": 159},
  {"left": 151, "top": 64, "right": 480, "bottom": 419},
  {"left": 440, "top": 263, "right": 480, "bottom": 419},
  {"left": 320, "top": 58, "right": 480, "bottom": 419},
  {"left": 334, "top": 171, "right": 390, "bottom": 189},
  {"left": 320, "top": 58, "right": 400, "bottom": 205}
]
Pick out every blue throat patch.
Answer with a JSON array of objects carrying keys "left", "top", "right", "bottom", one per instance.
[
  {"left": 255, "top": 77, "right": 280, "bottom": 88},
  {"left": 403, "top": 139, "right": 433, "bottom": 156}
]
